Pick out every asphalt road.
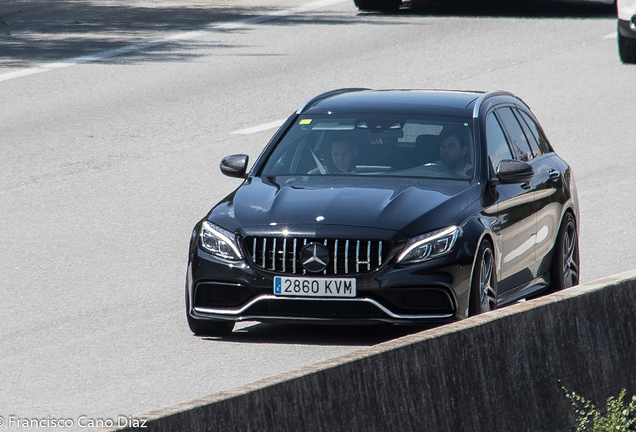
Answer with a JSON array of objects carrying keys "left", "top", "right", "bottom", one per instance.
[{"left": 0, "top": 0, "right": 628, "bottom": 429}]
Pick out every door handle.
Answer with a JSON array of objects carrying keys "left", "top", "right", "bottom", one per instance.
[
  {"left": 521, "top": 182, "right": 532, "bottom": 190},
  {"left": 549, "top": 170, "right": 560, "bottom": 182}
]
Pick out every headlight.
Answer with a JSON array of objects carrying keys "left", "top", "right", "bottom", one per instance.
[
  {"left": 199, "top": 221, "right": 242, "bottom": 261},
  {"left": 397, "top": 226, "right": 461, "bottom": 264}
]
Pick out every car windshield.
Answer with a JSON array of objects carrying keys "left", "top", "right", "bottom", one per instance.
[{"left": 260, "top": 114, "right": 475, "bottom": 180}]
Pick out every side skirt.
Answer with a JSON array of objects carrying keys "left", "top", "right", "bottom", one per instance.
[{"left": 496, "top": 274, "right": 550, "bottom": 307}]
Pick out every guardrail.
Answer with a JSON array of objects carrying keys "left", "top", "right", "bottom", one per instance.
[{"left": 109, "top": 269, "right": 636, "bottom": 432}]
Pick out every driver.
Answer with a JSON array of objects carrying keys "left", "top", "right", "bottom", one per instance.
[
  {"left": 436, "top": 129, "right": 472, "bottom": 177},
  {"left": 331, "top": 139, "right": 357, "bottom": 174},
  {"left": 308, "top": 139, "right": 358, "bottom": 174}
]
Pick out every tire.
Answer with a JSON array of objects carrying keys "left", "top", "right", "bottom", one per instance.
[
  {"left": 469, "top": 239, "right": 497, "bottom": 316},
  {"left": 619, "top": 33, "right": 636, "bottom": 64},
  {"left": 185, "top": 287, "right": 235, "bottom": 336},
  {"left": 549, "top": 213, "right": 579, "bottom": 292},
  {"left": 353, "top": 0, "right": 401, "bottom": 12}
]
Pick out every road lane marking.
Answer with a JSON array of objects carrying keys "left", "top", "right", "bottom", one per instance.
[
  {"left": 0, "top": 0, "right": 348, "bottom": 83},
  {"left": 0, "top": 38, "right": 192, "bottom": 82},
  {"left": 603, "top": 32, "right": 617, "bottom": 40},
  {"left": 218, "top": 0, "right": 347, "bottom": 30},
  {"left": 231, "top": 119, "right": 286, "bottom": 135}
]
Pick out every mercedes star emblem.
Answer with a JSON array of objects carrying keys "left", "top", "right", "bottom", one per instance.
[{"left": 300, "top": 243, "right": 330, "bottom": 273}]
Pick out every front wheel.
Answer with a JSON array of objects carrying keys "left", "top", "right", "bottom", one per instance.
[
  {"left": 186, "top": 287, "right": 235, "bottom": 336},
  {"left": 549, "top": 213, "right": 579, "bottom": 292},
  {"left": 619, "top": 33, "right": 636, "bottom": 64},
  {"left": 353, "top": 0, "right": 402, "bottom": 12},
  {"left": 469, "top": 239, "right": 497, "bottom": 316}
]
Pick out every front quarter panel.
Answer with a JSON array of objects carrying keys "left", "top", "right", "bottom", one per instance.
[{"left": 456, "top": 214, "right": 498, "bottom": 318}]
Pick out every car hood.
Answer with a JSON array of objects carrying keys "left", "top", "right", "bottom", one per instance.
[{"left": 207, "top": 176, "right": 480, "bottom": 237}]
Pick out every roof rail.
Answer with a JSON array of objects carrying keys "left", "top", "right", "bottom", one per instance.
[
  {"left": 296, "top": 88, "right": 370, "bottom": 114},
  {"left": 471, "top": 90, "right": 515, "bottom": 118}
]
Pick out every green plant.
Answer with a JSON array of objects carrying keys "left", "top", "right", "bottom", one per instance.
[{"left": 561, "top": 384, "right": 636, "bottom": 432}]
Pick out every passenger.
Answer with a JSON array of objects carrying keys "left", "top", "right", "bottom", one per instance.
[{"left": 437, "top": 128, "right": 472, "bottom": 177}]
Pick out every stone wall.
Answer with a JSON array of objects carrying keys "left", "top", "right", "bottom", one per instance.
[{"left": 111, "top": 270, "right": 636, "bottom": 432}]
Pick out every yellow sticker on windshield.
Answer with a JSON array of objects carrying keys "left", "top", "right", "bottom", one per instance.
[{"left": 299, "top": 119, "right": 312, "bottom": 125}]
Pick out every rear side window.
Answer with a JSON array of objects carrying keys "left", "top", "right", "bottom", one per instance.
[
  {"left": 513, "top": 108, "right": 541, "bottom": 157},
  {"left": 496, "top": 108, "right": 533, "bottom": 162},
  {"left": 486, "top": 112, "right": 513, "bottom": 170},
  {"left": 517, "top": 110, "right": 553, "bottom": 155}
]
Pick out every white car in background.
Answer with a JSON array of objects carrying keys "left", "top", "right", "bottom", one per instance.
[{"left": 618, "top": 0, "right": 636, "bottom": 63}]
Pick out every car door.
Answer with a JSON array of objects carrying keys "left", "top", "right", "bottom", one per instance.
[
  {"left": 514, "top": 108, "right": 564, "bottom": 278},
  {"left": 497, "top": 106, "right": 559, "bottom": 282},
  {"left": 485, "top": 110, "right": 538, "bottom": 294}
]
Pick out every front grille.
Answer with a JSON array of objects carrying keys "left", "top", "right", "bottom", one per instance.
[{"left": 244, "top": 236, "right": 391, "bottom": 275}]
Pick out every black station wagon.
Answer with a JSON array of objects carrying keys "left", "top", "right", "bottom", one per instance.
[{"left": 185, "top": 89, "right": 580, "bottom": 336}]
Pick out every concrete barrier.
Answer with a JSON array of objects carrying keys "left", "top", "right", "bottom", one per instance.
[{"left": 111, "top": 270, "right": 636, "bottom": 432}]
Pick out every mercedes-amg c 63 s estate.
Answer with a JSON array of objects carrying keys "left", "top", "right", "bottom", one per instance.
[{"left": 186, "top": 89, "right": 580, "bottom": 336}]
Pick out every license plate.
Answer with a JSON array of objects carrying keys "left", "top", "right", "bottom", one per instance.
[{"left": 274, "top": 276, "right": 356, "bottom": 298}]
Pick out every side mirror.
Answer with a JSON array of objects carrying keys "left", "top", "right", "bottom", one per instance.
[
  {"left": 220, "top": 154, "right": 249, "bottom": 178},
  {"left": 496, "top": 160, "right": 534, "bottom": 184}
]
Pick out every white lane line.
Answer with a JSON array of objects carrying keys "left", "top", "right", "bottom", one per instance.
[
  {"left": 0, "top": 0, "right": 347, "bottom": 83},
  {"left": 603, "top": 32, "right": 617, "bottom": 40},
  {"left": 218, "top": 0, "right": 347, "bottom": 30},
  {"left": 0, "top": 37, "right": 195, "bottom": 82},
  {"left": 231, "top": 119, "right": 286, "bottom": 135}
]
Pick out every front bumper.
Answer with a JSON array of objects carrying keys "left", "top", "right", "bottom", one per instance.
[{"left": 187, "top": 242, "right": 475, "bottom": 325}]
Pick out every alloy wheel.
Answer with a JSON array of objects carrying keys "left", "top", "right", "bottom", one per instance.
[
  {"left": 562, "top": 220, "right": 579, "bottom": 288},
  {"left": 480, "top": 247, "right": 497, "bottom": 312}
]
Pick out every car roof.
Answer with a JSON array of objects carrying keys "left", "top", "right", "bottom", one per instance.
[{"left": 299, "top": 89, "right": 485, "bottom": 117}]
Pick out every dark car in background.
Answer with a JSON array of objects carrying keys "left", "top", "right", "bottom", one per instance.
[
  {"left": 618, "top": 0, "right": 636, "bottom": 63},
  {"left": 186, "top": 89, "right": 580, "bottom": 336},
  {"left": 352, "top": 0, "right": 614, "bottom": 13}
]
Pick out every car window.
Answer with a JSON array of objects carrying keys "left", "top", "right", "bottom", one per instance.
[
  {"left": 260, "top": 115, "right": 475, "bottom": 180},
  {"left": 517, "top": 110, "right": 553, "bottom": 155},
  {"left": 513, "top": 108, "right": 541, "bottom": 157},
  {"left": 496, "top": 108, "right": 533, "bottom": 161},
  {"left": 486, "top": 112, "right": 513, "bottom": 170}
]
